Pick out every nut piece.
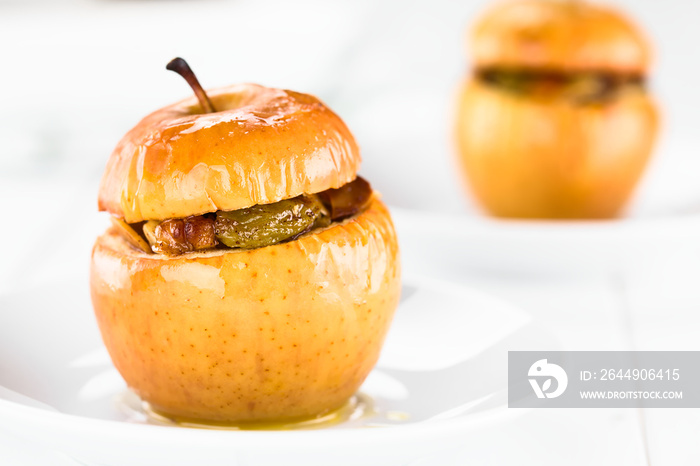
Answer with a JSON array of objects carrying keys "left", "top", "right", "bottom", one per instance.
[{"left": 143, "top": 216, "right": 218, "bottom": 255}]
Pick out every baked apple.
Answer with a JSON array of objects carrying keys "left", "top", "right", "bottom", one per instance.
[
  {"left": 455, "top": 0, "right": 659, "bottom": 219},
  {"left": 90, "top": 59, "right": 401, "bottom": 423}
]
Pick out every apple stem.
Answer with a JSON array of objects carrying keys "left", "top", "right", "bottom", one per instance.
[{"left": 166, "top": 57, "right": 216, "bottom": 113}]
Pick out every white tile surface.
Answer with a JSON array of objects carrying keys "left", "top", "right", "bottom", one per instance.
[{"left": 644, "top": 409, "right": 700, "bottom": 466}]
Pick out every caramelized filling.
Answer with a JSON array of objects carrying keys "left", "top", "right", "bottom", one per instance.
[
  {"left": 475, "top": 68, "right": 645, "bottom": 104},
  {"left": 116, "top": 176, "right": 373, "bottom": 256}
]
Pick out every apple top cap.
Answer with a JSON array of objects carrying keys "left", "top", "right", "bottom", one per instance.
[
  {"left": 98, "top": 83, "right": 361, "bottom": 223},
  {"left": 470, "top": 0, "right": 652, "bottom": 73}
]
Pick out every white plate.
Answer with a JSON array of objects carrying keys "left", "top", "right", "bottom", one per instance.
[
  {"left": 0, "top": 275, "right": 553, "bottom": 466},
  {"left": 389, "top": 140, "right": 700, "bottom": 275}
]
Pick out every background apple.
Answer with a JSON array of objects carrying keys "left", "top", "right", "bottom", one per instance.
[
  {"left": 455, "top": 78, "right": 658, "bottom": 218},
  {"left": 454, "top": 0, "right": 659, "bottom": 219}
]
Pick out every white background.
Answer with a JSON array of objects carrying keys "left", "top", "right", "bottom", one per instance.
[{"left": 1, "top": 0, "right": 699, "bottom": 464}]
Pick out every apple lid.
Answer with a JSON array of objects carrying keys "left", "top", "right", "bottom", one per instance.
[
  {"left": 470, "top": 0, "right": 651, "bottom": 73},
  {"left": 98, "top": 84, "right": 361, "bottom": 223}
]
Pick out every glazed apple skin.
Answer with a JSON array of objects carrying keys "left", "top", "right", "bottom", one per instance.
[
  {"left": 90, "top": 198, "right": 400, "bottom": 423},
  {"left": 98, "top": 84, "right": 361, "bottom": 223},
  {"left": 470, "top": 0, "right": 650, "bottom": 74},
  {"left": 454, "top": 79, "right": 659, "bottom": 219}
]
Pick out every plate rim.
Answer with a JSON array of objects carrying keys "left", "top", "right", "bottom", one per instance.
[{"left": 0, "top": 273, "right": 532, "bottom": 452}]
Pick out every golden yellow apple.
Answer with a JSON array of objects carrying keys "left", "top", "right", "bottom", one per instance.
[
  {"left": 455, "top": 0, "right": 659, "bottom": 219},
  {"left": 91, "top": 61, "right": 400, "bottom": 423},
  {"left": 455, "top": 78, "right": 658, "bottom": 218},
  {"left": 91, "top": 199, "right": 400, "bottom": 423}
]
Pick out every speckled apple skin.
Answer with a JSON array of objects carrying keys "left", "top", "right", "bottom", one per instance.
[{"left": 90, "top": 198, "right": 400, "bottom": 423}]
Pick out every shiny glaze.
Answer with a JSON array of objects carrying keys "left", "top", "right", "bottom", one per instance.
[
  {"left": 90, "top": 198, "right": 400, "bottom": 422},
  {"left": 99, "top": 84, "right": 361, "bottom": 223},
  {"left": 454, "top": 79, "right": 658, "bottom": 218},
  {"left": 130, "top": 393, "right": 375, "bottom": 430},
  {"left": 471, "top": 0, "right": 651, "bottom": 73}
]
